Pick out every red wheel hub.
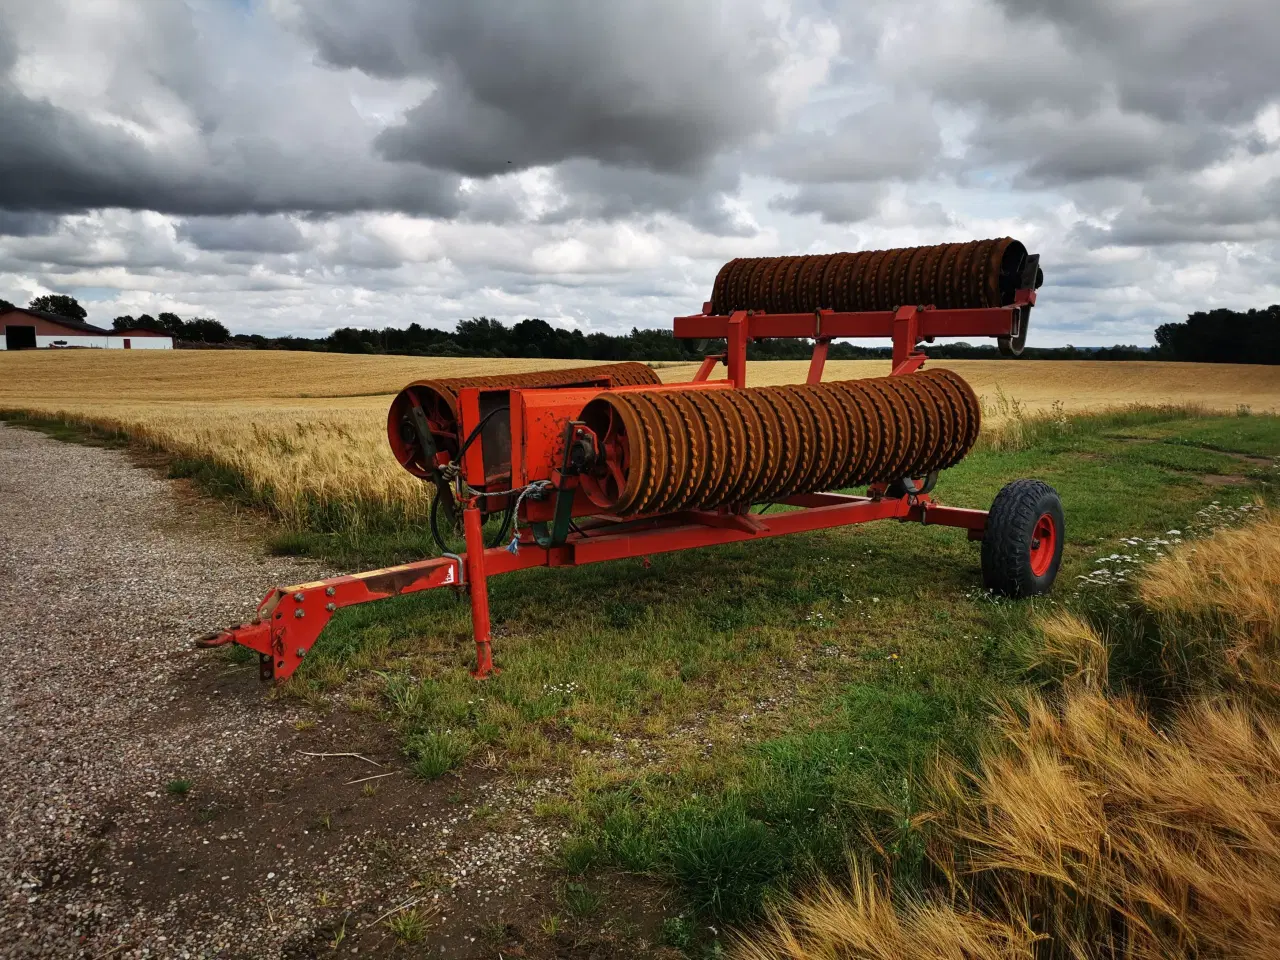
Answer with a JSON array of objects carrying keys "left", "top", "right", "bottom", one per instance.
[{"left": 1029, "top": 512, "right": 1057, "bottom": 577}]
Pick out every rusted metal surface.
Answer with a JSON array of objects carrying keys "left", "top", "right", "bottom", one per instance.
[
  {"left": 579, "top": 369, "right": 982, "bottom": 516},
  {"left": 708, "top": 239, "right": 1031, "bottom": 316}
]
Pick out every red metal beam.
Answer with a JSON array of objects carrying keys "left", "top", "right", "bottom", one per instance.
[
  {"left": 673, "top": 305, "right": 1023, "bottom": 342},
  {"left": 204, "top": 493, "right": 988, "bottom": 682}
]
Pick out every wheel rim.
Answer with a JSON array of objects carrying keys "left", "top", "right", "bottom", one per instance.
[{"left": 1029, "top": 512, "right": 1057, "bottom": 577}]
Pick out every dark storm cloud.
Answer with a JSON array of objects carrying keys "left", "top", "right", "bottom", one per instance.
[
  {"left": 0, "top": 1, "right": 465, "bottom": 218},
  {"left": 0, "top": 211, "right": 58, "bottom": 237},
  {"left": 0, "top": 76, "right": 466, "bottom": 217},
  {"left": 177, "top": 216, "right": 308, "bottom": 254},
  {"left": 995, "top": 0, "right": 1280, "bottom": 124},
  {"left": 294, "top": 0, "right": 788, "bottom": 177}
]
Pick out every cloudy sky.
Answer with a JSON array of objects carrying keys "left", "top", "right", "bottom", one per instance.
[{"left": 1, "top": 0, "right": 1277, "bottom": 346}]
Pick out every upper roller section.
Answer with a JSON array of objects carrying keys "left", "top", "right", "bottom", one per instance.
[{"left": 708, "top": 238, "right": 1041, "bottom": 316}]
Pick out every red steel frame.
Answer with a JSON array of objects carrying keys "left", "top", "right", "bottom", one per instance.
[{"left": 201, "top": 291, "right": 1034, "bottom": 682}]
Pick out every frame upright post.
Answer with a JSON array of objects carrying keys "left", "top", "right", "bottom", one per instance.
[
  {"left": 463, "top": 499, "right": 496, "bottom": 678},
  {"left": 726, "top": 311, "right": 748, "bottom": 388}
]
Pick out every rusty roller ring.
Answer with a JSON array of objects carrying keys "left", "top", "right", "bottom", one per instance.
[
  {"left": 824, "top": 253, "right": 850, "bottom": 313},
  {"left": 884, "top": 247, "right": 910, "bottom": 311},
  {"left": 921, "top": 369, "right": 976, "bottom": 469},
  {"left": 859, "top": 379, "right": 907, "bottom": 482},
  {"left": 795, "top": 383, "right": 847, "bottom": 492},
  {"left": 773, "top": 253, "right": 803, "bottom": 313},
  {"left": 711, "top": 259, "right": 737, "bottom": 313},
  {"left": 579, "top": 394, "right": 645, "bottom": 514},
  {"left": 741, "top": 259, "right": 766, "bottom": 313},
  {"left": 820, "top": 253, "right": 842, "bottom": 311},
  {"left": 770, "top": 386, "right": 818, "bottom": 496},
  {"left": 761, "top": 257, "right": 788, "bottom": 313},
  {"left": 702, "top": 391, "right": 745, "bottom": 509},
  {"left": 838, "top": 382, "right": 887, "bottom": 485},
  {"left": 900, "top": 245, "right": 930, "bottom": 308},
  {"left": 890, "top": 378, "right": 942, "bottom": 478},
  {"left": 917, "top": 244, "right": 946, "bottom": 307},
  {"left": 685, "top": 391, "right": 730, "bottom": 508},
  {"left": 922, "top": 370, "right": 967, "bottom": 468},
  {"left": 760, "top": 257, "right": 786, "bottom": 315},
  {"left": 754, "top": 388, "right": 802, "bottom": 501},
  {"left": 906, "top": 245, "right": 936, "bottom": 305},
  {"left": 967, "top": 239, "right": 995, "bottom": 309},
  {"left": 717, "top": 390, "right": 767, "bottom": 506},
  {"left": 847, "top": 250, "right": 872, "bottom": 313},
  {"left": 823, "top": 381, "right": 866, "bottom": 489},
  {"left": 716, "top": 390, "right": 765, "bottom": 506},
  {"left": 917, "top": 370, "right": 965, "bottom": 469},
  {"left": 882, "top": 247, "right": 908, "bottom": 311},
  {"left": 743, "top": 388, "right": 787, "bottom": 502},
  {"left": 929, "top": 369, "right": 982, "bottom": 465},
  {"left": 739, "top": 390, "right": 786, "bottom": 502},
  {"left": 908, "top": 374, "right": 951, "bottom": 470},
  {"left": 857, "top": 249, "right": 885, "bottom": 313},
  {"left": 663, "top": 391, "right": 710, "bottom": 513},
  {"left": 639, "top": 393, "right": 688, "bottom": 515},
  {"left": 884, "top": 247, "right": 911, "bottom": 311},
  {"left": 732, "top": 389, "right": 775, "bottom": 506},
  {"left": 796, "top": 255, "right": 822, "bottom": 312},
  {"left": 818, "top": 253, "right": 843, "bottom": 311},
  {"left": 786, "top": 385, "right": 835, "bottom": 493},
  {"left": 774, "top": 255, "right": 797, "bottom": 314},
  {"left": 738, "top": 259, "right": 762, "bottom": 313},
  {"left": 618, "top": 393, "right": 668, "bottom": 514},
  {"left": 878, "top": 377, "right": 924, "bottom": 479},
  {"left": 959, "top": 240, "right": 984, "bottom": 308},
  {"left": 809, "top": 382, "right": 848, "bottom": 492},
  {"left": 841, "top": 382, "right": 885, "bottom": 486}
]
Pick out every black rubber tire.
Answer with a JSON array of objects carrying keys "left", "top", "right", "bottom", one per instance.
[{"left": 981, "top": 479, "right": 1064, "bottom": 597}]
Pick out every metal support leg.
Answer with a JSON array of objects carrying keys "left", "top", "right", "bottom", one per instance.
[{"left": 463, "top": 500, "right": 496, "bottom": 678}]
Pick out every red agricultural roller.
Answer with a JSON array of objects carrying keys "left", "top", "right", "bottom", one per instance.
[{"left": 199, "top": 239, "right": 1062, "bottom": 682}]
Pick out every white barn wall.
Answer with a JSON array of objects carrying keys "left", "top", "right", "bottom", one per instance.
[{"left": 0, "top": 334, "right": 174, "bottom": 350}]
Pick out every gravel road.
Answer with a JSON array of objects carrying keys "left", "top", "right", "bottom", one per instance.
[{"left": 0, "top": 424, "right": 568, "bottom": 959}]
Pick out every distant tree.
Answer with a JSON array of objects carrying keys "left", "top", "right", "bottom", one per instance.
[
  {"left": 29, "top": 294, "right": 86, "bottom": 321},
  {"left": 0, "top": 297, "right": 14, "bottom": 313},
  {"left": 1156, "top": 305, "right": 1280, "bottom": 364},
  {"left": 156, "top": 312, "right": 186, "bottom": 338},
  {"left": 114, "top": 315, "right": 168, "bottom": 333},
  {"left": 183, "top": 317, "right": 230, "bottom": 343}
]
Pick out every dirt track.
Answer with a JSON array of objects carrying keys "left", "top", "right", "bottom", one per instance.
[{"left": 0, "top": 423, "right": 619, "bottom": 959}]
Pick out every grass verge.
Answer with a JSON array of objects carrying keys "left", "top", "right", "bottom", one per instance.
[{"left": 4, "top": 402, "right": 1278, "bottom": 948}]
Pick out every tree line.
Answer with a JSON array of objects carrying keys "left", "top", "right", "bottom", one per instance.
[
  {"left": 238, "top": 316, "right": 1153, "bottom": 362},
  {"left": 4, "top": 291, "right": 1275, "bottom": 363},
  {"left": 1155, "top": 305, "right": 1279, "bottom": 364}
]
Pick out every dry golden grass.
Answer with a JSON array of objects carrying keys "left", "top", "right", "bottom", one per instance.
[
  {"left": 738, "top": 510, "right": 1280, "bottom": 960},
  {"left": 0, "top": 349, "right": 608, "bottom": 401},
  {"left": 661, "top": 360, "right": 1280, "bottom": 416},
  {"left": 2, "top": 350, "right": 1276, "bottom": 530}
]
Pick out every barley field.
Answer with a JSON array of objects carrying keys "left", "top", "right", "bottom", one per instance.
[{"left": 2, "top": 350, "right": 1277, "bottom": 530}]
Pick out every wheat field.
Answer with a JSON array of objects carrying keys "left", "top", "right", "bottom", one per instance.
[{"left": 3, "top": 350, "right": 1277, "bottom": 529}]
